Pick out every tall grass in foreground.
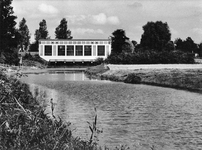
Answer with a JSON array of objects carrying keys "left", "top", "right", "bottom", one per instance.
[{"left": 0, "top": 68, "right": 134, "bottom": 150}]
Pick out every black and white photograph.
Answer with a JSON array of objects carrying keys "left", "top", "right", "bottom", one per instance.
[{"left": 0, "top": 0, "right": 202, "bottom": 149}]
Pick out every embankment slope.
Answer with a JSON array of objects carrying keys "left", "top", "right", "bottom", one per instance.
[{"left": 86, "top": 64, "right": 202, "bottom": 92}]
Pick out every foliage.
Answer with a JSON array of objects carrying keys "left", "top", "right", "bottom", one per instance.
[
  {"left": 35, "top": 19, "right": 49, "bottom": 41},
  {"left": 55, "top": 18, "right": 72, "bottom": 39},
  {"left": 87, "top": 108, "right": 103, "bottom": 145},
  {"left": 18, "top": 18, "right": 30, "bottom": 52},
  {"left": 124, "top": 73, "right": 141, "bottom": 84},
  {"left": 111, "top": 29, "right": 130, "bottom": 54},
  {"left": 0, "top": 0, "right": 19, "bottom": 52},
  {"left": 105, "top": 50, "right": 195, "bottom": 64},
  {"left": 174, "top": 37, "right": 198, "bottom": 53},
  {"left": 131, "top": 40, "right": 137, "bottom": 47},
  {"left": 2, "top": 48, "right": 19, "bottom": 66},
  {"left": 164, "top": 41, "right": 175, "bottom": 51},
  {"left": 32, "top": 19, "right": 49, "bottom": 52},
  {"left": 29, "top": 41, "right": 39, "bottom": 52},
  {"left": 94, "top": 58, "right": 104, "bottom": 65},
  {"left": 122, "top": 40, "right": 134, "bottom": 53},
  {"left": 140, "top": 21, "right": 171, "bottom": 51},
  {"left": 23, "top": 53, "right": 47, "bottom": 66}
]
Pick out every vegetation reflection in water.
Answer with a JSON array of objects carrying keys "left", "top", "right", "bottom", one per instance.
[{"left": 21, "top": 71, "right": 202, "bottom": 149}]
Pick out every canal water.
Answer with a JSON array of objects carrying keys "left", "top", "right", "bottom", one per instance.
[{"left": 20, "top": 71, "right": 202, "bottom": 150}]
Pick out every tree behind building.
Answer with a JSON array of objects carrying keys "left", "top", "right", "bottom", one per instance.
[
  {"left": 140, "top": 21, "right": 171, "bottom": 51},
  {"left": 18, "top": 18, "right": 30, "bottom": 52},
  {"left": 55, "top": 18, "right": 72, "bottom": 39},
  {"left": 30, "top": 19, "right": 49, "bottom": 52},
  {"left": 111, "top": 29, "right": 130, "bottom": 54}
]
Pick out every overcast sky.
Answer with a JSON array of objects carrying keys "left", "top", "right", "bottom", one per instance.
[{"left": 12, "top": 0, "right": 202, "bottom": 43}]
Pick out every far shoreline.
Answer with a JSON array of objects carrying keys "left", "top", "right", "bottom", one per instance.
[{"left": 85, "top": 64, "right": 202, "bottom": 93}]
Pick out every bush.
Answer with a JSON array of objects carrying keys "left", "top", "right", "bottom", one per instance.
[
  {"left": 23, "top": 53, "right": 33, "bottom": 60},
  {"left": 106, "top": 50, "right": 195, "bottom": 64},
  {"left": 124, "top": 73, "right": 141, "bottom": 84},
  {"left": 3, "top": 48, "right": 20, "bottom": 66},
  {"left": 22, "top": 53, "right": 48, "bottom": 68},
  {"left": 94, "top": 57, "right": 104, "bottom": 65}
]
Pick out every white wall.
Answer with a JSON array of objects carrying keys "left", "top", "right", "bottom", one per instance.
[{"left": 39, "top": 40, "right": 111, "bottom": 62}]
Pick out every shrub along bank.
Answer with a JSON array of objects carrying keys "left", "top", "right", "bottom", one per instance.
[
  {"left": 22, "top": 53, "right": 47, "bottom": 69},
  {"left": 105, "top": 50, "right": 195, "bottom": 64}
]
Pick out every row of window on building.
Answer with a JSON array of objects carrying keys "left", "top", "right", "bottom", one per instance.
[
  {"left": 39, "top": 41, "right": 111, "bottom": 45},
  {"left": 41, "top": 45, "right": 108, "bottom": 56}
]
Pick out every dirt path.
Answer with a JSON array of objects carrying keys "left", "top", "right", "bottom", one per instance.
[{"left": 107, "top": 64, "right": 202, "bottom": 70}]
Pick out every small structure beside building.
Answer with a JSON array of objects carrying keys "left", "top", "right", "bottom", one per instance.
[{"left": 38, "top": 39, "right": 111, "bottom": 63}]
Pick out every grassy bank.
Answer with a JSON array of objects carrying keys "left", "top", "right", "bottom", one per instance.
[{"left": 85, "top": 64, "right": 202, "bottom": 93}]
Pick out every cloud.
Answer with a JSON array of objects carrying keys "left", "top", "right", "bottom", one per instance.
[
  {"left": 91, "top": 13, "right": 120, "bottom": 25},
  {"left": 91, "top": 13, "right": 107, "bottom": 25},
  {"left": 38, "top": 3, "right": 59, "bottom": 15},
  {"left": 107, "top": 16, "right": 120, "bottom": 25},
  {"left": 66, "top": 13, "right": 120, "bottom": 25},
  {"left": 72, "top": 28, "right": 104, "bottom": 35},
  {"left": 67, "top": 15, "right": 86, "bottom": 25},
  {"left": 128, "top": 2, "right": 143, "bottom": 8},
  {"left": 192, "top": 28, "right": 202, "bottom": 35}
]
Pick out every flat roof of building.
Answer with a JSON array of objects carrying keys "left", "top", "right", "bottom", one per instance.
[{"left": 39, "top": 39, "right": 110, "bottom": 41}]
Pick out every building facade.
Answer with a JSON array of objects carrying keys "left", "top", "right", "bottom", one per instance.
[{"left": 38, "top": 39, "right": 111, "bottom": 62}]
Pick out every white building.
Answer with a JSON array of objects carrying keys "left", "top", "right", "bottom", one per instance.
[{"left": 38, "top": 39, "right": 111, "bottom": 62}]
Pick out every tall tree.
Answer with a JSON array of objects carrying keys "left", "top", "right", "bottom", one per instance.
[
  {"left": 183, "top": 37, "right": 197, "bottom": 53},
  {"left": 55, "top": 18, "right": 72, "bottom": 39},
  {"left": 111, "top": 29, "right": 129, "bottom": 54},
  {"left": 175, "top": 37, "right": 197, "bottom": 53},
  {"left": 164, "top": 41, "right": 175, "bottom": 51},
  {"left": 32, "top": 19, "right": 49, "bottom": 52},
  {"left": 18, "top": 18, "right": 30, "bottom": 52},
  {"left": 174, "top": 38, "right": 183, "bottom": 50},
  {"left": 35, "top": 19, "right": 48, "bottom": 41},
  {"left": 0, "top": 0, "right": 18, "bottom": 52},
  {"left": 140, "top": 21, "right": 171, "bottom": 51},
  {"left": 131, "top": 40, "right": 137, "bottom": 52}
]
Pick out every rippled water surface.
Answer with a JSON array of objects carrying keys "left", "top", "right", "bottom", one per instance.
[{"left": 21, "top": 71, "right": 202, "bottom": 149}]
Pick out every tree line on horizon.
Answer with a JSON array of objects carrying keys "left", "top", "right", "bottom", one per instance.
[{"left": 1, "top": 0, "right": 202, "bottom": 65}]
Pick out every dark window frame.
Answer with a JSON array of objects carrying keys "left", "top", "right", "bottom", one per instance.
[
  {"left": 66, "top": 45, "right": 74, "bottom": 56},
  {"left": 97, "top": 45, "right": 105, "bottom": 56},
  {"left": 44, "top": 45, "right": 52, "bottom": 56},
  {"left": 58, "top": 45, "right": 65, "bottom": 56},
  {"left": 75, "top": 45, "right": 83, "bottom": 56},
  {"left": 84, "top": 45, "right": 92, "bottom": 56}
]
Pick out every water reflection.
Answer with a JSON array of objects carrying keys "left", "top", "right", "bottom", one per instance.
[
  {"left": 28, "top": 83, "right": 95, "bottom": 141},
  {"left": 48, "top": 71, "right": 88, "bottom": 81},
  {"left": 21, "top": 72, "right": 202, "bottom": 149}
]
